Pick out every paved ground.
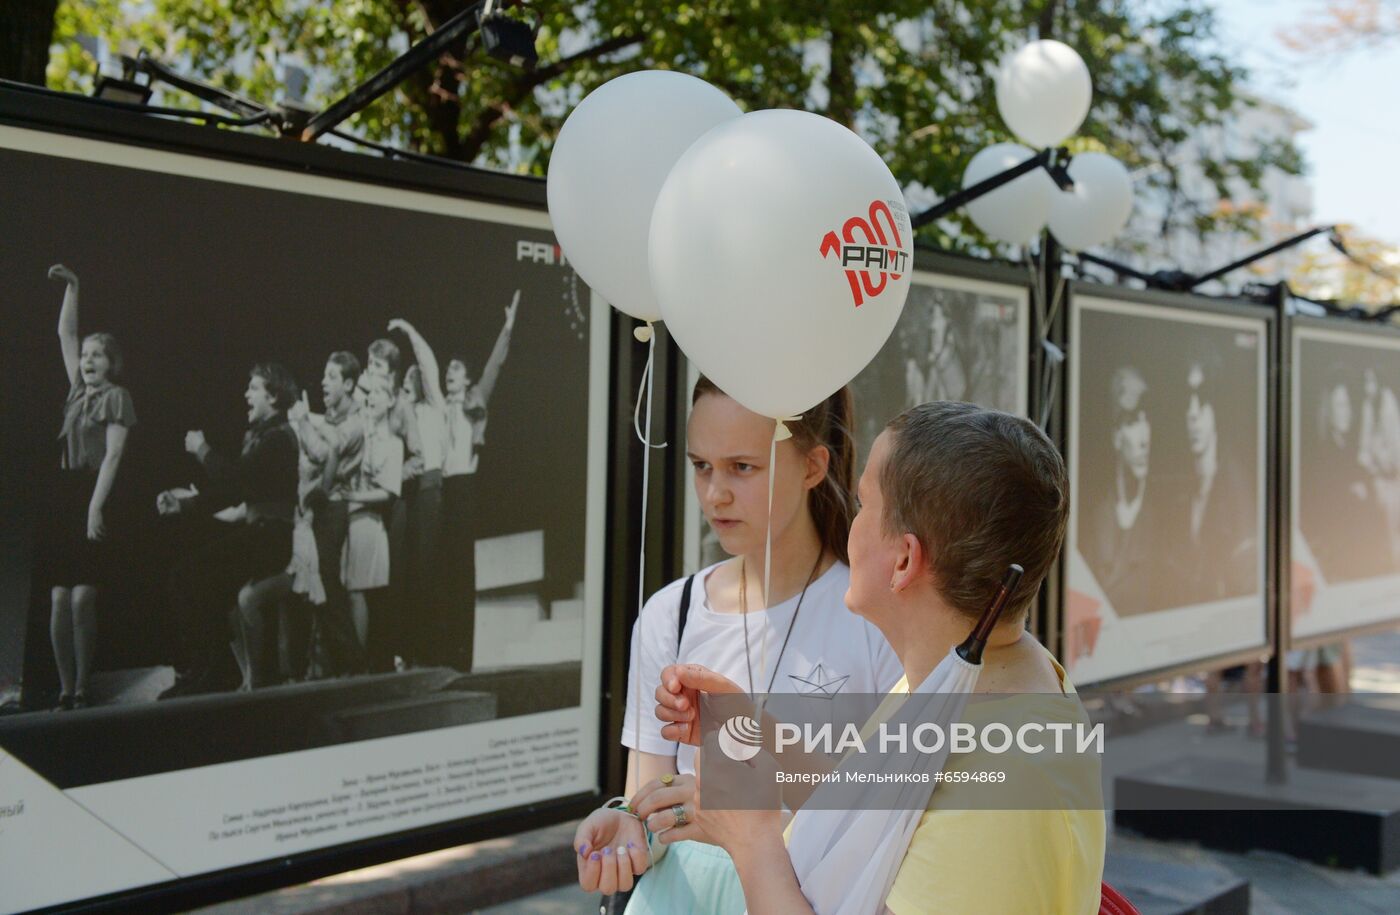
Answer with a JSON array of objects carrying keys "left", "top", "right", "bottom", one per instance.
[{"left": 471, "top": 885, "right": 595, "bottom": 915}]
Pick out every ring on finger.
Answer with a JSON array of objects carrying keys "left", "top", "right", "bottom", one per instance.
[
  {"left": 660, "top": 773, "right": 674, "bottom": 787},
  {"left": 671, "top": 803, "right": 688, "bottom": 827}
]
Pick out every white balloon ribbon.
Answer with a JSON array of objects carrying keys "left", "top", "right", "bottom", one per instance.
[
  {"left": 631, "top": 325, "right": 667, "bottom": 449},
  {"left": 630, "top": 325, "right": 666, "bottom": 796},
  {"left": 753, "top": 415, "right": 799, "bottom": 713}
]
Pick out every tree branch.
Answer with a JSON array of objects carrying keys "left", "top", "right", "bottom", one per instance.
[{"left": 457, "top": 31, "right": 642, "bottom": 161}]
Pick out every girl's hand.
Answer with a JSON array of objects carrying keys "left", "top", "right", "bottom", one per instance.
[
  {"left": 86, "top": 504, "right": 105, "bottom": 541},
  {"left": 573, "top": 808, "right": 649, "bottom": 894},
  {"left": 48, "top": 264, "right": 78, "bottom": 287}
]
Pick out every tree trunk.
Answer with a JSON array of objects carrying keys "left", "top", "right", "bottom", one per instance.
[
  {"left": 1037, "top": 0, "right": 1059, "bottom": 41},
  {"left": 826, "top": 23, "right": 857, "bottom": 129},
  {"left": 0, "top": 0, "right": 60, "bottom": 85}
]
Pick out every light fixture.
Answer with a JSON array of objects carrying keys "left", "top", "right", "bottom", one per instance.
[
  {"left": 93, "top": 74, "right": 152, "bottom": 105},
  {"left": 93, "top": 55, "right": 152, "bottom": 105}
]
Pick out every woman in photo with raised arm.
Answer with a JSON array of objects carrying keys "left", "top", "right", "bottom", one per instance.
[
  {"left": 386, "top": 321, "right": 449, "bottom": 666},
  {"left": 571, "top": 377, "right": 902, "bottom": 913},
  {"left": 438, "top": 293, "right": 518, "bottom": 670},
  {"left": 43, "top": 264, "right": 136, "bottom": 710}
]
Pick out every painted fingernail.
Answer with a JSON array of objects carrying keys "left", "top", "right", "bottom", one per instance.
[
  {"left": 603, "top": 846, "right": 612, "bottom": 856},
  {"left": 578, "top": 844, "right": 588, "bottom": 856},
  {"left": 590, "top": 852, "right": 600, "bottom": 861},
  {"left": 627, "top": 841, "right": 636, "bottom": 849}
]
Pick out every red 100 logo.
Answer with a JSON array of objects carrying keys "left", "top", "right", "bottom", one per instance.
[{"left": 820, "top": 200, "right": 909, "bottom": 307}]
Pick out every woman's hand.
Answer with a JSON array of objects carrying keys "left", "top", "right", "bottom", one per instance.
[
  {"left": 386, "top": 318, "right": 413, "bottom": 335},
  {"left": 48, "top": 264, "right": 78, "bottom": 287},
  {"left": 654, "top": 664, "right": 744, "bottom": 746},
  {"left": 688, "top": 748, "right": 784, "bottom": 858},
  {"left": 86, "top": 504, "right": 105, "bottom": 541},
  {"left": 184, "top": 430, "right": 206, "bottom": 455},
  {"left": 574, "top": 807, "right": 649, "bottom": 895},
  {"left": 630, "top": 773, "right": 703, "bottom": 842}
]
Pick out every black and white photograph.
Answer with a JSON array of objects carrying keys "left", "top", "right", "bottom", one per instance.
[
  {"left": 1292, "top": 325, "right": 1400, "bottom": 640},
  {"left": 684, "top": 270, "right": 1028, "bottom": 573},
  {"left": 0, "top": 129, "right": 607, "bottom": 910},
  {"left": 1065, "top": 295, "right": 1268, "bottom": 685},
  {"left": 846, "top": 270, "right": 1028, "bottom": 460}
]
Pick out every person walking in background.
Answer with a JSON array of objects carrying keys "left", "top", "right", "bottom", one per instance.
[{"left": 43, "top": 264, "right": 136, "bottom": 710}]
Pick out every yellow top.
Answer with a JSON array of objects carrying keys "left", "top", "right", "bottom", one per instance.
[{"left": 882, "top": 649, "right": 1106, "bottom": 915}]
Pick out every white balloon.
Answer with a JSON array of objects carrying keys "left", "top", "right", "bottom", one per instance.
[
  {"left": 1048, "top": 152, "right": 1134, "bottom": 250},
  {"left": 650, "top": 109, "right": 912, "bottom": 420},
  {"left": 547, "top": 71, "right": 741, "bottom": 323},
  {"left": 996, "top": 40, "right": 1092, "bottom": 148},
  {"left": 962, "top": 143, "right": 1056, "bottom": 244}
]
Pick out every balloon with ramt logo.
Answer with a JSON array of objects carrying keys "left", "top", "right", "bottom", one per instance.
[
  {"left": 650, "top": 109, "right": 912, "bottom": 419},
  {"left": 962, "top": 143, "right": 1056, "bottom": 244},
  {"left": 1047, "top": 151, "right": 1134, "bottom": 250},
  {"left": 547, "top": 71, "right": 741, "bottom": 323},
  {"left": 995, "top": 40, "right": 1092, "bottom": 149}
]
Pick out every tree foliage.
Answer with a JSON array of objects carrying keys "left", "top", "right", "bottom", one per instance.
[
  {"left": 44, "top": 0, "right": 1301, "bottom": 252},
  {"left": 1290, "top": 225, "right": 1400, "bottom": 309},
  {"left": 1277, "top": 0, "right": 1400, "bottom": 56}
]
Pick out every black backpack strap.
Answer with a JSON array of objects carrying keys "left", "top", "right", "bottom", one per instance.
[{"left": 677, "top": 574, "right": 696, "bottom": 653}]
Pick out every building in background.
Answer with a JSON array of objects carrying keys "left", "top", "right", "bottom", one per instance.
[{"left": 1101, "top": 94, "right": 1315, "bottom": 296}]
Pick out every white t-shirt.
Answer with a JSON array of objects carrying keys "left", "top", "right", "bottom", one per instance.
[{"left": 621, "top": 560, "right": 903, "bottom": 775}]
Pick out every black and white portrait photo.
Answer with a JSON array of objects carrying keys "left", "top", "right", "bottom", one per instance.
[
  {"left": 847, "top": 270, "right": 1028, "bottom": 460},
  {"left": 0, "top": 126, "right": 608, "bottom": 906},
  {"left": 1292, "top": 325, "right": 1400, "bottom": 639},
  {"left": 1066, "top": 295, "right": 1267, "bottom": 685}
]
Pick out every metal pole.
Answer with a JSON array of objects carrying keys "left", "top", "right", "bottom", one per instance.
[
  {"left": 1073, "top": 251, "right": 1163, "bottom": 286},
  {"left": 1187, "top": 225, "right": 1335, "bottom": 290},
  {"left": 1266, "top": 281, "right": 1290, "bottom": 785},
  {"left": 911, "top": 148, "right": 1057, "bottom": 229},
  {"left": 301, "top": 2, "right": 486, "bottom": 141}
]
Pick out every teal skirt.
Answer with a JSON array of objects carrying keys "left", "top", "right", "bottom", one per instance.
[{"left": 624, "top": 840, "right": 747, "bottom": 915}]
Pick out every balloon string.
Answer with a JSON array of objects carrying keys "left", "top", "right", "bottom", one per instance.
[
  {"left": 756, "top": 421, "right": 780, "bottom": 716},
  {"left": 629, "top": 330, "right": 662, "bottom": 799},
  {"left": 632, "top": 327, "right": 667, "bottom": 449}
]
